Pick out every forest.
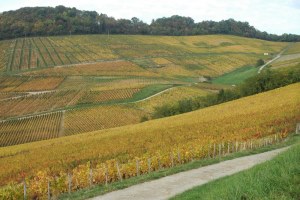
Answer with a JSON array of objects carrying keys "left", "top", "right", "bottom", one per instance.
[{"left": 1, "top": 5, "right": 300, "bottom": 41}]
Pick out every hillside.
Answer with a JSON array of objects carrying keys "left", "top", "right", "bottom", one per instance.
[
  {"left": 1, "top": 6, "right": 300, "bottom": 41},
  {"left": 0, "top": 34, "right": 287, "bottom": 75},
  {"left": 0, "top": 83, "right": 299, "bottom": 188},
  {"left": 0, "top": 34, "right": 290, "bottom": 148}
]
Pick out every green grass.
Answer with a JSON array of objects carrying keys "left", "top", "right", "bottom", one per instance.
[
  {"left": 212, "top": 65, "right": 258, "bottom": 85},
  {"left": 172, "top": 139, "right": 300, "bottom": 200},
  {"left": 58, "top": 134, "right": 300, "bottom": 200}
]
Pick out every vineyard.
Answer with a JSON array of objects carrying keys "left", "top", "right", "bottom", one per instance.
[
  {"left": 0, "top": 34, "right": 297, "bottom": 198},
  {"left": 78, "top": 88, "right": 141, "bottom": 104},
  {"left": 0, "top": 83, "right": 298, "bottom": 194},
  {"left": 64, "top": 105, "right": 146, "bottom": 135},
  {"left": 0, "top": 111, "right": 63, "bottom": 147},
  {"left": 0, "top": 35, "right": 288, "bottom": 78},
  {"left": 0, "top": 76, "right": 64, "bottom": 92},
  {"left": 135, "top": 86, "right": 209, "bottom": 113}
]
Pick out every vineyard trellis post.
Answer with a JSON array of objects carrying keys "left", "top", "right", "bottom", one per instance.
[
  {"left": 227, "top": 143, "right": 230, "bottom": 154},
  {"left": 158, "top": 157, "right": 162, "bottom": 170},
  {"left": 89, "top": 168, "right": 93, "bottom": 187},
  {"left": 213, "top": 144, "right": 216, "bottom": 158},
  {"left": 47, "top": 180, "right": 50, "bottom": 200},
  {"left": 296, "top": 123, "right": 300, "bottom": 134},
  {"left": 148, "top": 158, "right": 151, "bottom": 173},
  {"left": 170, "top": 153, "right": 174, "bottom": 167},
  {"left": 136, "top": 160, "right": 140, "bottom": 176},
  {"left": 23, "top": 179, "right": 27, "bottom": 200},
  {"left": 105, "top": 166, "right": 108, "bottom": 186},
  {"left": 116, "top": 162, "right": 122, "bottom": 182},
  {"left": 68, "top": 173, "right": 72, "bottom": 195}
]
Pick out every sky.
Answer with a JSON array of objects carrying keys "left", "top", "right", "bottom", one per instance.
[{"left": 0, "top": 0, "right": 300, "bottom": 35}]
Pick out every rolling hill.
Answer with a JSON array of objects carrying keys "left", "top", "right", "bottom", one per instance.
[{"left": 0, "top": 83, "right": 299, "bottom": 195}]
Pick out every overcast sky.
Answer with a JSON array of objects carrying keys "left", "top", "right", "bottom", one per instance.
[{"left": 1, "top": 0, "right": 300, "bottom": 35}]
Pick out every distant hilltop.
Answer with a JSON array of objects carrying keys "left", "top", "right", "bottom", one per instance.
[{"left": 0, "top": 5, "right": 299, "bottom": 41}]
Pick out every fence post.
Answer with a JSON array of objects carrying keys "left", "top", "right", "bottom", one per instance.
[
  {"left": 47, "top": 180, "right": 51, "bottom": 200},
  {"left": 23, "top": 179, "right": 27, "bottom": 200},
  {"left": 136, "top": 160, "right": 140, "bottom": 176},
  {"left": 116, "top": 162, "right": 122, "bottom": 181}
]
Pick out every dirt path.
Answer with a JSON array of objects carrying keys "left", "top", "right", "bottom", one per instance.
[
  {"left": 258, "top": 44, "right": 294, "bottom": 73},
  {"left": 92, "top": 147, "right": 288, "bottom": 200}
]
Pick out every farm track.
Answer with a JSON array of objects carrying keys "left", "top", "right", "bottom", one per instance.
[
  {"left": 258, "top": 43, "right": 294, "bottom": 73},
  {"left": 92, "top": 147, "right": 289, "bottom": 200}
]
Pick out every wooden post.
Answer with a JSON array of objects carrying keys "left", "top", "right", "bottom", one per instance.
[
  {"left": 116, "top": 162, "right": 122, "bottom": 181},
  {"left": 218, "top": 144, "right": 221, "bottom": 157},
  {"left": 23, "top": 179, "right": 27, "bottom": 200},
  {"left": 47, "top": 180, "right": 51, "bottom": 200},
  {"left": 148, "top": 158, "right": 151, "bottom": 173},
  {"left": 68, "top": 173, "right": 72, "bottom": 195},
  {"left": 136, "top": 160, "right": 140, "bottom": 176}
]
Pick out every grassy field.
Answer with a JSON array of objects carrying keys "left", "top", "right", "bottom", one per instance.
[
  {"left": 212, "top": 65, "right": 258, "bottom": 85},
  {"left": 0, "top": 83, "right": 299, "bottom": 187},
  {"left": 172, "top": 141, "right": 300, "bottom": 200}
]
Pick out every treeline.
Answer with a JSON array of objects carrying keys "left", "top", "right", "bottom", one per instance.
[
  {"left": 0, "top": 6, "right": 300, "bottom": 41},
  {"left": 152, "top": 68, "right": 300, "bottom": 119}
]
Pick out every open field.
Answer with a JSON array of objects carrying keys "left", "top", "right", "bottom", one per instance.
[{"left": 0, "top": 83, "right": 298, "bottom": 187}]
